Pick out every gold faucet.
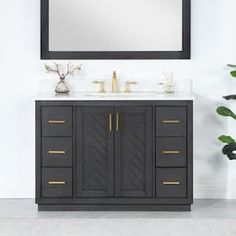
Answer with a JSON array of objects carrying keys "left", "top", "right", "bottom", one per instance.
[
  {"left": 93, "top": 80, "right": 106, "bottom": 93},
  {"left": 124, "top": 81, "right": 138, "bottom": 93},
  {"left": 112, "top": 71, "right": 119, "bottom": 93}
]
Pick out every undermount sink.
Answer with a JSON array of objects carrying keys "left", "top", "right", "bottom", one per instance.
[{"left": 85, "top": 91, "right": 159, "bottom": 97}]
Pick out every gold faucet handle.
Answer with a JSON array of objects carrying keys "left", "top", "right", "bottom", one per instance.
[
  {"left": 93, "top": 80, "right": 106, "bottom": 93},
  {"left": 124, "top": 81, "right": 138, "bottom": 93}
]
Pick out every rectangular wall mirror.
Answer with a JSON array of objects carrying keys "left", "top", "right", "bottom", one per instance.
[{"left": 41, "top": 0, "right": 190, "bottom": 59}]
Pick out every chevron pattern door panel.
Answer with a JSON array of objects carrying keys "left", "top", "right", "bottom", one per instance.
[
  {"left": 76, "top": 107, "right": 114, "bottom": 197},
  {"left": 115, "top": 107, "right": 153, "bottom": 197}
]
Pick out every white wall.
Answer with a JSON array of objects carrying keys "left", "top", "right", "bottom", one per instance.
[{"left": 0, "top": 0, "right": 236, "bottom": 198}]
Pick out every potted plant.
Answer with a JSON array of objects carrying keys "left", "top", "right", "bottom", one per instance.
[
  {"left": 217, "top": 64, "right": 236, "bottom": 160},
  {"left": 45, "top": 62, "right": 82, "bottom": 93}
]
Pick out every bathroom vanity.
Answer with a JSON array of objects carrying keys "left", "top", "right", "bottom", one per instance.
[{"left": 35, "top": 92, "right": 193, "bottom": 211}]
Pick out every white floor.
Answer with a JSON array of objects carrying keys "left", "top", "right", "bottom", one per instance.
[{"left": 0, "top": 199, "right": 236, "bottom": 236}]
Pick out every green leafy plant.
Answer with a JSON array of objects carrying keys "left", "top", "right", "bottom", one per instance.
[
  {"left": 218, "top": 135, "right": 235, "bottom": 144},
  {"left": 228, "top": 64, "right": 236, "bottom": 78},
  {"left": 216, "top": 106, "right": 236, "bottom": 119},
  {"left": 217, "top": 65, "right": 236, "bottom": 160}
]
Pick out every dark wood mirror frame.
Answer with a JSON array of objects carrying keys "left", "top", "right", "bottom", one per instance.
[{"left": 41, "top": 0, "right": 191, "bottom": 60}]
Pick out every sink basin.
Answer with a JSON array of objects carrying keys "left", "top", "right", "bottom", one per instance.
[{"left": 85, "top": 92, "right": 158, "bottom": 97}]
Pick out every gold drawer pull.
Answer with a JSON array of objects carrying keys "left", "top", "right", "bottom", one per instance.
[
  {"left": 109, "top": 113, "right": 113, "bottom": 132},
  {"left": 163, "top": 181, "right": 181, "bottom": 185},
  {"left": 48, "top": 120, "right": 66, "bottom": 124},
  {"left": 48, "top": 150, "right": 66, "bottom": 154},
  {"left": 162, "top": 120, "right": 180, "bottom": 124},
  {"left": 116, "top": 113, "right": 120, "bottom": 131},
  {"left": 48, "top": 181, "right": 66, "bottom": 185},
  {"left": 162, "top": 151, "right": 180, "bottom": 154}
]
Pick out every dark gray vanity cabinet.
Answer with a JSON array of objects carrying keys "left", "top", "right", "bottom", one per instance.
[{"left": 36, "top": 100, "right": 193, "bottom": 211}]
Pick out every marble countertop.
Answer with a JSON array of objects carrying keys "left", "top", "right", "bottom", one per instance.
[{"left": 34, "top": 91, "right": 194, "bottom": 101}]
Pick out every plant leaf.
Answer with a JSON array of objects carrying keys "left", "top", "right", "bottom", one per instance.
[
  {"left": 222, "top": 143, "right": 236, "bottom": 160},
  {"left": 216, "top": 106, "right": 236, "bottom": 119},
  {"left": 223, "top": 95, "right": 236, "bottom": 100},
  {"left": 230, "top": 71, "right": 236, "bottom": 77},
  {"left": 228, "top": 64, "right": 236, "bottom": 68},
  {"left": 218, "top": 135, "right": 235, "bottom": 144}
]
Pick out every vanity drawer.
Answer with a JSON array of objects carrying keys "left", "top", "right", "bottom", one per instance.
[
  {"left": 42, "top": 168, "right": 72, "bottom": 198},
  {"left": 156, "top": 137, "right": 186, "bottom": 167},
  {"left": 156, "top": 107, "right": 186, "bottom": 137},
  {"left": 42, "top": 137, "right": 72, "bottom": 167},
  {"left": 156, "top": 168, "right": 186, "bottom": 198},
  {"left": 42, "top": 106, "right": 73, "bottom": 137}
]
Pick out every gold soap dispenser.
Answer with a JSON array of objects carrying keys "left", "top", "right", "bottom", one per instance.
[{"left": 112, "top": 70, "right": 119, "bottom": 93}]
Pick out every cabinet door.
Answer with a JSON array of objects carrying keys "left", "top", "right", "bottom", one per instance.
[
  {"left": 115, "top": 106, "right": 153, "bottom": 197},
  {"left": 76, "top": 107, "right": 114, "bottom": 197}
]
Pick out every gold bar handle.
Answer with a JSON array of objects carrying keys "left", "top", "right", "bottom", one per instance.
[
  {"left": 162, "top": 181, "right": 181, "bottom": 185},
  {"left": 162, "top": 120, "right": 180, "bottom": 124},
  {"left": 48, "top": 150, "right": 66, "bottom": 154},
  {"left": 48, "top": 181, "right": 66, "bottom": 185},
  {"left": 116, "top": 113, "right": 119, "bottom": 131},
  {"left": 109, "top": 113, "right": 113, "bottom": 132},
  {"left": 162, "top": 151, "right": 180, "bottom": 154},
  {"left": 48, "top": 120, "right": 66, "bottom": 124}
]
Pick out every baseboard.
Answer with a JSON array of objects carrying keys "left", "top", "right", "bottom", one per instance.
[{"left": 38, "top": 204, "right": 191, "bottom": 211}]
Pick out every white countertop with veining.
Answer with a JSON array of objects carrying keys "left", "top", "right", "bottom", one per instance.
[{"left": 34, "top": 91, "right": 194, "bottom": 101}]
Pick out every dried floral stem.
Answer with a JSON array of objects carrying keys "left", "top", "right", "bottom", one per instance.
[{"left": 45, "top": 62, "right": 82, "bottom": 80}]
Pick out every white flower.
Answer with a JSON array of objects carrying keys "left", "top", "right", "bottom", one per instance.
[
  {"left": 45, "top": 63, "right": 59, "bottom": 74},
  {"left": 70, "top": 64, "right": 82, "bottom": 76}
]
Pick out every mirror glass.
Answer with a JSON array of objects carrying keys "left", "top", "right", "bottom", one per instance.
[{"left": 49, "top": 0, "right": 183, "bottom": 52}]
